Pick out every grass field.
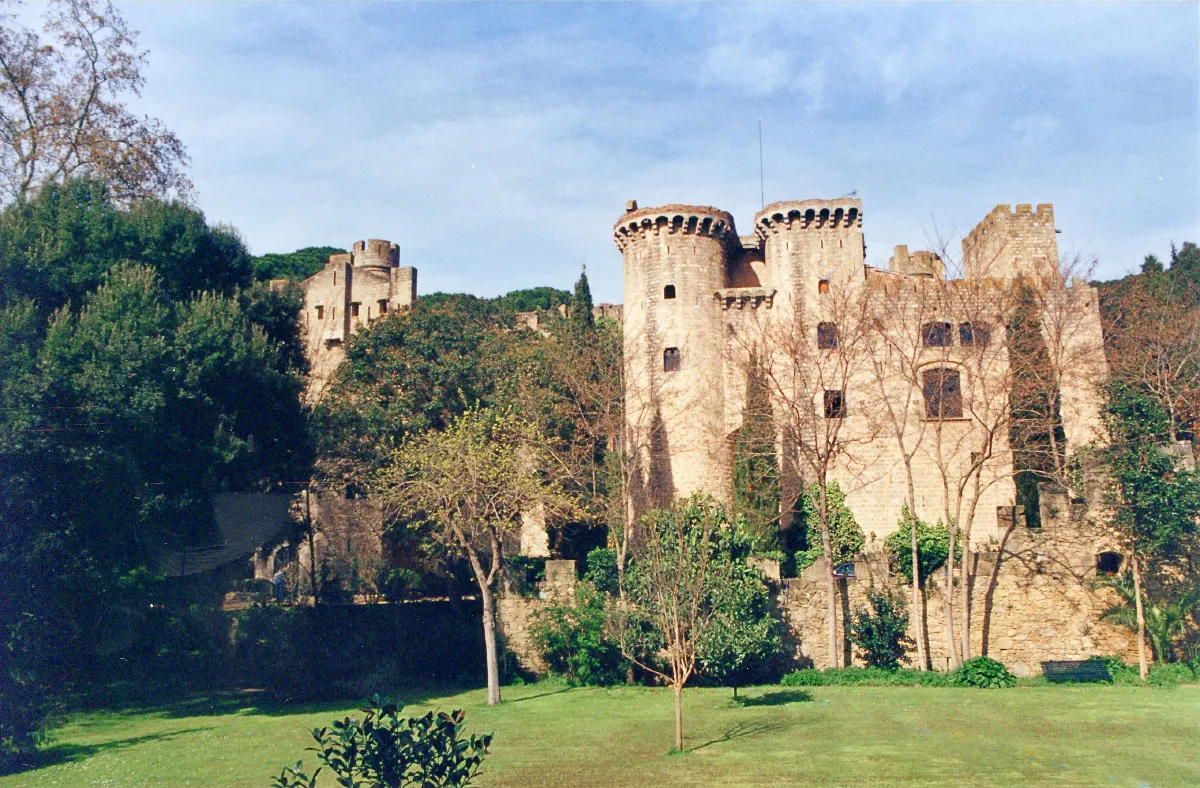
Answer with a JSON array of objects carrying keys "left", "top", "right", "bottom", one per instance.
[{"left": 4, "top": 682, "right": 1198, "bottom": 787}]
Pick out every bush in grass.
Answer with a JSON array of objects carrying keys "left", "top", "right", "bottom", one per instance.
[
  {"left": 529, "top": 583, "right": 627, "bottom": 686},
  {"left": 780, "top": 667, "right": 954, "bottom": 687},
  {"left": 848, "top": 589, "right": 914, "bottom": 670},
  {"left": 271, "top": 695, "right": 491, "bottom": 788},
  {"left": 953, "top": 656, "right": 1016, "bottom": 688},
  {"left": 1147, "top": 662, "right": 1196, "bottom": 687}
]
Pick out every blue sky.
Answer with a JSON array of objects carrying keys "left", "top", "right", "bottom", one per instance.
[{"left": 110, "top": 1, "right": 1199, "bottom": 303}]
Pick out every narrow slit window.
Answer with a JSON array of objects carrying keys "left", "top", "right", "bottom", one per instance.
[
  {"left": 351, "top": 302, "right": 360, "bottom": 317},
  {"left": 922, "top": 367, "right": 962, "bottom": 418},
  {"left": 960, "top": 321, "right": 990, "bottom": 347},
  {"left": 818, "top": 279, "right": 830, "bottom": 294},
  {"left": 922, "top": 322, "right": 952, "bottom": 347},
  {"left": 817, "top": 322, "right": 838, "bottom": 349},
  {"left": 379, "top": 299, "right": 389, "bottom": 314},
  {"left": 663, "top": 347, "right": 681, "bottom": 372},
  {"left": 664, "top": 284, "right": 676, "bottom": 299},
  {"left": 315, "top": 305, "right": 324, "bottom": 320},
  {"left": 824, "top": 389, "right": 845, "bottom": 419}
]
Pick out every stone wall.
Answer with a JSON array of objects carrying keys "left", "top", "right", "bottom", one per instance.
[
  {"left": 780, "top": 514, "right": 1136, "bottom": 675},
  {"left": 496, "top": 559, "right": 578, "bottom": 674}
]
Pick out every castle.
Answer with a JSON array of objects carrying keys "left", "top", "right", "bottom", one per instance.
[
  {"left": 299, "top": 239, "right": 417, "bottom": 400},
  {"left": 612, "top": 197, "right": 1130, "bottom": 671},
  {"left": 288, "top": 200, "right": 1139, "bottom": 673}
]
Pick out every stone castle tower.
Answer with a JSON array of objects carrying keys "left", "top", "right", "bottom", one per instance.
[
  {"left": 299, "top": 239, "right": 417, "bottom": 400},
  {"left": 614, "top": 197, "right": 1104, "bottom": 543}
]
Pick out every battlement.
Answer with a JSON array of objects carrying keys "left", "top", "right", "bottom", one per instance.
[
  {"left": 889, "top": 245, "right": 944, "bottom": 278},
  {"left": 753, "top": 198, "right": 862, "bottom": 241},
  {"left": 962, "top": 203, "right": 1057, "bottom": 280},
  {"left": 613, "top": 203, "right": 739, "bottom": 252},
  {"left": 351, "top": 238, "right": 400, "bottom": 268}
]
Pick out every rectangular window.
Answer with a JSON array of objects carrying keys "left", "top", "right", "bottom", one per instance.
[
  {"left": 960, "top": 321, "right": 990, "bottom": 347},
  {"left": 824, "top": 389, "right": 845, "bottom": 419},
  {"left": 817, "top": 322, "right": 838, "bottom": 349},
  {"left": 922, "top": 368, "right": 962, "bottom": 418},
  {"left": 315, "top": 305, "right": 324, "bottom": 320},
  {"left": 818, "top": 279, "right": 830, "bottom": 294},
  {"left": 378, "top": 299, "right": 389, "bottom": 314},
  {"left": 351, "top": 302, "right": 360, "bottom": 317},
  {"left": 922, "top": 321, "right": 952, "bottom": 347},
  {"left": 663, "top": 347, "right": 681, "bottom": 372}
]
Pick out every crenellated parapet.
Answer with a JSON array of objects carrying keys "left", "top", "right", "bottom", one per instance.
[
  {"left": 753, "top": 198, "right": 862, "bottom": 242},
  {"left": 350, "top": 238, "right": 400, "bottom": 268},
  {"left": 963, "top": 204, "right": 1057, "bottom": 280},
  {"left": 613, "top": 203, "right": 740, "bottom": 253}
]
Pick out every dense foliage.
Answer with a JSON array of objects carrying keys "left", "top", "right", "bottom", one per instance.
[
  {"left": 252, "top": 245, "right": 344, "bottom": 281},
  {"left": 848, "top": 589, "right": 914, "bottom": 670},
  {"left": 883, "top": 504, "right": 958, "bottom": 585},
  {"left": 792, "top": 481, "right": 865, "bottom": 573},
  {"left": 731, "top": 354, "right": 781, "bottom": 550},
  {"left": 0, "top": 180, "right": 308, "bottom": 767},
  {"left": 530, "top": 583, "right": 628, "bottom": 686},
  {"left": 272, "top": 696, "right": 491, "bottom": 788},
  {"left": 695, "top": 554, "right": 781, "bottom": 696}
]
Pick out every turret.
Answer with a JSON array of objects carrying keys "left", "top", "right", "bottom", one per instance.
[
  {"left": 962, "top": 204, "right": 1057, "bottom": 280},
  {"left": 615, "top": 201, "right": 738, "bottom": 507},
  {"left": 351, "top": 239, "right": 400, "bottom": 268},
  {"left": 754, "top": 198, "right": 865, "bottom": 297}
]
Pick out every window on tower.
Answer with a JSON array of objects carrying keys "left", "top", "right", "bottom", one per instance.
[
  {"left": 663, "top": 347, "right": 681, "bottom": 372},
  {"left": 817, "top": 322, "right": 838, "bottom": 349},
  {"left": 922, "top": 367, "right": 962, "bottom": 418},
  {"left": 664, "top": 284, "right": 676, "bottom": 299}
]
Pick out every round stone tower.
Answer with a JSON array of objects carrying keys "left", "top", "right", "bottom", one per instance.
[
  {"left": 614, "top": 202, "right": 739, "bottom": 512},
  {"left": 753, "top": 198, "right": 865, "bottom": 299}
]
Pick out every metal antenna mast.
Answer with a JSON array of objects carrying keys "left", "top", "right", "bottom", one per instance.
[{"left": 758, "top": 119, "right": 765, "bottom": 209}]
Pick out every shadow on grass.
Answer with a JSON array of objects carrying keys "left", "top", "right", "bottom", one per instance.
[
  {"left": 502, "top": 686, "right": 573, "bottom": 704},
  {"left": 3, "top": 727, "right": 213, "bottom": 777},
  {"left": 690, "top": 720, "right": 786, "bottom": 752},
  {"left": 734, "top": 690, "right": 813, "bottom": 707}
]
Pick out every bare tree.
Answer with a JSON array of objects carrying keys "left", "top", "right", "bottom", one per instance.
[
  {"left": 0, "top": 0, "right": 190, "bottom": 203},
  {"left": 740, "top": 280, "right": 880, "bottom": 667}
]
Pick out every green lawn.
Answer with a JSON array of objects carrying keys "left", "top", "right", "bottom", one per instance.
[{"left": 5, "top": 683, "right": 1198, "bottom": 787}]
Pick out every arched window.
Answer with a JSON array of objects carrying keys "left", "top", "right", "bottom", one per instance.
[
  {"left": 663, "top": 347, "right": 681, "bottom": 372},
  {"left": 817, "top": 322, "right": 838, "bottom": 349},
  {"left": 922, "top": 367, "right": 962, "bottom": 418},
  {"left": 1096, "top": 552, "right": 1122, "bottom": 576},
  {"left": 960, "top": 321, "right": 990, "bottom": 347},
  {"left": 664, "top": 284, "right": 676, "bottom": 299},
  {"left": 922, "top": 322, "right": 952, "bottom": 347}
]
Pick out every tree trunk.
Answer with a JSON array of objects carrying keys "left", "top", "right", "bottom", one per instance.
[
  {"left": 943, "top": 525, "right": 958, "bottom": 669},
  {"left": 910, "top": 510, "right": 926, "bottom": 670},
  {"left": 673, "top": 683, "right": 684, "bottom": 752},
  {"left": 818, "top": 484, "right": 838, "bottom": 669},
  {"left": 480, "top": 583, "right": 502, "bottom": 705},
  {"left": 1132, "top": 553, "right": 1149, "bottom": 681}
]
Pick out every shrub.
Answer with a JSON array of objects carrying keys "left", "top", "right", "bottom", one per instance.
[
  {"left": 883, "top": 504, "right": 960, "bottom": 584},
  {"left": 271, "top": 695, "right": 491, "bottom": 788},
  {"left": 848, "top": 589, "right": 914, "bottom": 670},
  {"left": 583, "top": 547, "right": 619, "bottom": 595},
  {"left": 953, "top": 656, "right": 1016, "bottom": 688},
  {"left": 781, "top": 667, "right": 953, "bottom": 687},
  {"left": 529, "top": 583, "right": 627, "bottom": 686},
  {"left": 696, "top": 560, "right": 782, "bottom": 695},
  {"left": 792, "top": 482, "right": 864, "bottom": 573}
]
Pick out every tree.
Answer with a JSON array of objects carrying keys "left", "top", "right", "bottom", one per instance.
[
  {"left": 848, "top": 588, "right": 914, "bottom": 670},
  {"left": 731, "top": 352, "right": 781, "bottom": 550},
  {"left": 609, "top": 496, "right": 760, "bottom": 750},
  {"left": 695, "top": 540, "right": 780, "bottom": 698},
  {"left": 1098, "top": 573, "right": 1200, "bottom": 664},
  {"left": 570, "top": 266, "right": 595, "bottom": 334},
  {"left": 0, "top": 0, "right": 190, "bottom": 204},
  {"left": 252, "top": 246, "right": 344, "bottom": 282},
  {"left": 792, "top": 481, "right": 864, "bottom": 572},
  {"left": 377, "top": 407, "right": 569, "bottom": 705},
  {"left": 883, "top": 504, "right": 956, "bottom": 586},
  {"left": 1103, "top": 380, "right": 1200, "bottom": 679}
]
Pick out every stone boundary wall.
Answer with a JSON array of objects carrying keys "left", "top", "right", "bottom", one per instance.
[{"left": 782, "top": 518, "right": 1136, "bottom": 675}]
